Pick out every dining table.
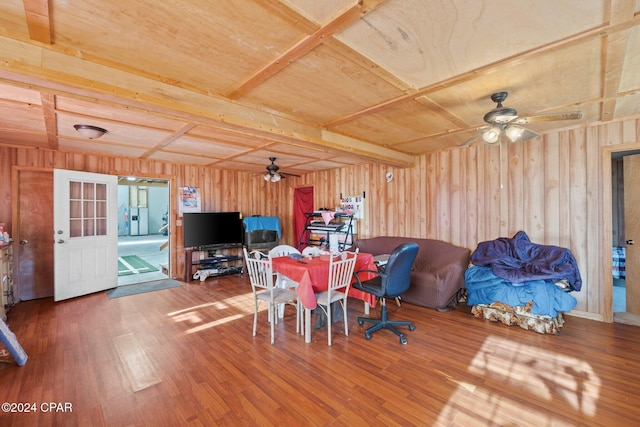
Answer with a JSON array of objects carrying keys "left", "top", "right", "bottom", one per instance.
[{"left": 271, "top": 252, "right": 378, "bottom": 343}]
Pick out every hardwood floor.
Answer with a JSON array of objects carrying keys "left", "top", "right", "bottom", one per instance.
[{"left": 1, "top": 273, "right": 639, "bottom": 426}]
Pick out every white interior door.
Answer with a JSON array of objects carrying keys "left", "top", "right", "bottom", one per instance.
[{"left": 54, "top": 169, "right": 118, "bottom": 301}]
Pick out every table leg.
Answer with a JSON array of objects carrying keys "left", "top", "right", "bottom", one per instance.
[{"left": 305, "top": 308, "right": 311, "bottom": 343}]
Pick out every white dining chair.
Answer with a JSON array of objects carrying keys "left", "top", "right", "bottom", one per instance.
[
  {"left": 268, "top": 244, "right": 304, "bottom": 328},
  {"left": 269, "top": 244, "right": 301, "bottom": 258},
  {"left": 268, "top": 244, "right": 302, "bottom": 288},
  {"left": 314, "top": 248, "right": 359, "bottom": 346},
  {"left": 243, "top": 248, "right": 300, "bottom": 344}
]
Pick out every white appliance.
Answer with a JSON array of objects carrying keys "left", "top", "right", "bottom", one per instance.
[{"left": 129, "top": 207, "right": 149, "bottom": 236}]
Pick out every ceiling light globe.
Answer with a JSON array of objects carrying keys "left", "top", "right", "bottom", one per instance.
[
  {"left": 505, "top": 126, "right": 524, "bottom": 142},
  {"left": 73, "top": 124, "right": 107, "bottom": 139},
  {"left": 482, "top": 127, "right": 501, "bottom": 144}
]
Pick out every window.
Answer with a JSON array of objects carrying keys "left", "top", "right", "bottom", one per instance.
[{"left": 69, "top": 181, "right": 107, "bottom": 237}]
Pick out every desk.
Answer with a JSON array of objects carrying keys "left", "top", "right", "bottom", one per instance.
[{"left": 271, "top": 253, "right": 377, "bottom": 343}]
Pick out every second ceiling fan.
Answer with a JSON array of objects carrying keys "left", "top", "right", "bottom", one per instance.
[
  {"left": 459, "top": 91, "right": 583, "bottom": 147},
  {"left": 263, "top": 157, "right": 300, "bottom": 182}
]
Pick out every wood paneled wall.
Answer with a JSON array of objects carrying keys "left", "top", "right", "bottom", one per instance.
[
  {"left": 612, "top": 158, "right": 625, "bottom": 247},
  {"left": 296, "top": 117, "right": 640, "bottom": 322},
  {"left": 1, "top": 116, "right": 639, "bottom": 321}
]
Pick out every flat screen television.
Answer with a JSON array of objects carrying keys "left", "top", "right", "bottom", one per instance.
[{"left": 183, "top": 212, "right": 244, "bottom": 249}]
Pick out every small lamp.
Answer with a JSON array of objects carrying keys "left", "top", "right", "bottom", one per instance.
[{"left": 74, "top": 124, "right": 108, "bottom": 139}]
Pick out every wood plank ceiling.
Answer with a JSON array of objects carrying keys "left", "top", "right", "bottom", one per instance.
[{"left": 0, "top": 0, "right": 639, "bottom": 176}]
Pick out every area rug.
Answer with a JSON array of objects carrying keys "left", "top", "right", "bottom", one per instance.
[
  {"left": 106, "top": 279, "right": 182, "bottom": 299},
  {"left": 118, "top": 255, "right": 159, "bottom": 276}
]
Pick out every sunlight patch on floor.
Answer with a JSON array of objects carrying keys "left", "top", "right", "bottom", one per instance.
[
  {"left": 168, "top": 292, "right": 257, "bottom": 333},
  {"left": 185, "top": 314, "right": 246, "bottom": 334},
  {"left": 168, "top": 302, "right": 218, "bottom": 316},
  {"left": 436, "top": 335, "right": 600, "bottom": 425}
]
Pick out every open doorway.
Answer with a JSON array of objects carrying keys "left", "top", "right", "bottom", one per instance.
[
  {"left": 611, "top": 149, "right": 640, "bottom": 325},
  {"left": 117, "top": 176, "right": 170, "bottom": 286}
]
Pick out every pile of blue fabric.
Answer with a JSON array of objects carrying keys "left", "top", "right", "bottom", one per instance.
[{"left": 466, "top": 231, "right": 580, "bottom": 317}]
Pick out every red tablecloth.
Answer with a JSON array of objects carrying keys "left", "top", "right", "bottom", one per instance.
[{"left": 271, "top": 253, "right": 378, "bottom": 309}]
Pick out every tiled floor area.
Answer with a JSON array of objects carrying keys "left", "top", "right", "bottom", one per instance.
[{"left": 117, "top": 234, "right": 169, "bottom": 286}]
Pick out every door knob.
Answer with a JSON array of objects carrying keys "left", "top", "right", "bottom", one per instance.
[
  {"left": 626, "top": 240, "right": 635, "bottom": 245},
  {"left": 19, "top": 239, "right": 28, "bottom": 245}
]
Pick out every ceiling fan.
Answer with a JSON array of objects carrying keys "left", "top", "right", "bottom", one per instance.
[
  {"left": 263, "top": 157, "right": 300, "bottom": 182},
  {"left": 459, "top": 91, "right": 583, "bottom": 147}
]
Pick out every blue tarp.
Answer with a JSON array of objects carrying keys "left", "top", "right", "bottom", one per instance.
[
  {"left": 465, "top": 265, "right": 577, "bottom": 317},
  {"left": 242, "top": 216, "right": 281, "bottom": 238}
]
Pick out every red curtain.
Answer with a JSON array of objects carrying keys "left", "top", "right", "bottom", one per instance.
[{"left": 293, "top": 186, "right": 314, "bottom": 249}]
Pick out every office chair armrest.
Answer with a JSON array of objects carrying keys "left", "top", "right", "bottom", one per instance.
[
  {"left": 352, "top": 269, "right": 388, "bottom": 297},
  {"left": 354, "top": 269, "right": 382, "bottom": 277}
]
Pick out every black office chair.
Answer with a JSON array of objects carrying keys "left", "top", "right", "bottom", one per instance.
[{"left": 353, "top": 242, "right": 419, "bottom": 344}]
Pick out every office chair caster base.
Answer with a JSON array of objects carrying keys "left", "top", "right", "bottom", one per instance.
[{"left": 399, "top": 334, "right": 407, "bottom": 345}]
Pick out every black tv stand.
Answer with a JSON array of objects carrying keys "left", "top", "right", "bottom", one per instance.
[{"left": 184, "top": 243, "right": 243, "bottom": 282}]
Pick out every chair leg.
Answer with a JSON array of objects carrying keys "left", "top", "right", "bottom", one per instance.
[
  {"left": 269, "top": 302, "right": 275, "bottom": 345},
  {"left": 326, "top": 302, "right": 332, "bottom": 346},
  {"left": 295, "top": 301, "right": 300, "bottom": 334},
  {"left": 357, "top": 298, "right": 415, "bottom": 344},
  {"left": 342, "top": 300, "right": 349, "bottom": 337},
  {"left": 253, "top": 299, "right": 259, "bottom": 337}
]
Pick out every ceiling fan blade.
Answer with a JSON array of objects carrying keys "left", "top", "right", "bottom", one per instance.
[
  {"left": 513, "top": 111, "right": 583, "bottom": 124},
  {"left": 280, "top": 172, "right": 300, "bottom": 178},
  {"left": 458, "top": 132, "right": 484, "bottom": 147},
  {"left": 504, "top": 125, "right": 539, "bottom": 142},
  {"left": 457, "top": 125, "right": 489, "bottom": 147}
]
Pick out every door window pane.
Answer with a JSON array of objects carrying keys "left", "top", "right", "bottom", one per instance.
[{"left": 69, "top": 180, "right": 108, "bottom": 237}]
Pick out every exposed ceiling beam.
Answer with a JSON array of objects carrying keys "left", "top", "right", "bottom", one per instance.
[
  {"left": 140, "top": 123, "right": 196, "bottom": 159},
  {"left": 22, "top": 0, "right": 51, "bottom": 44},
  {"left": 0, "top": 37, "right": 413, "bottom": 167},
  {"left": 40, "top": 92, "right": 57, "bottom": 148},
  {"left": 324, "top": 10, "right": 640, "bottom": 128},
  {"left": 225, "top": 0, "right": 386, "bottom": 99},
  {"left": 600, "top": 0, "right": 636, "bottom": 121}
]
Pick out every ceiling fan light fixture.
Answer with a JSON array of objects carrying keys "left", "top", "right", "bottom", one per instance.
[
  {"left": 271, "top": 173, "right": 281, "bottom": 182},
  {"left": 505, "top": 126, "right": 525, "bottom": 142},
  {"left": 482, "top": 126, "right": 501, "bottom": 144},
  {"left": 73, "top": 124, "right": 107, "bottom": 139}
]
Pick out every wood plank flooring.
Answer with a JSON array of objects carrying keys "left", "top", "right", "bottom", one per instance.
[{"left": 1, "top": 273, "right": 639, "bottom": 426}]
